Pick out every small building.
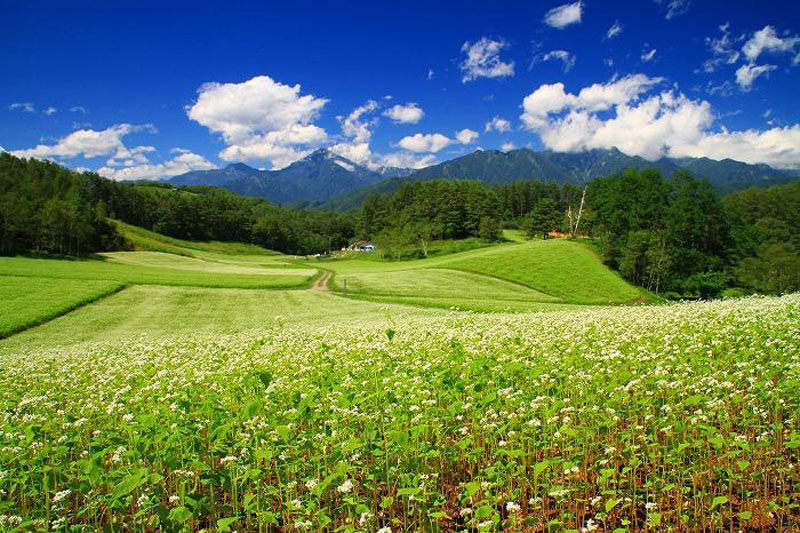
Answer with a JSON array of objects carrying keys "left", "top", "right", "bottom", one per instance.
[{"left": 347, "top": 239, "right": 377, "bottom": 252}]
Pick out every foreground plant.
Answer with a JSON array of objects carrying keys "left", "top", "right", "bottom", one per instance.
[{"left": 0, "top": 295, "right": 798, "bottom": 531}]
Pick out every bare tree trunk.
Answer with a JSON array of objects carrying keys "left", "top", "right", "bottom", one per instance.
[{"left": 572, "top": 185, "right": 588, "bottom": 237}]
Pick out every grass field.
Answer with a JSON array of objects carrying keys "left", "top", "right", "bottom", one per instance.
[
  {"left": 0, "top": 295, "right": 796, "bottom": 531},
  {"left": 0, "top": 276, "right": 123, "bottom": 338},
  {"left": 0, "top": 286, "right": 443, "bottom": 353},
  {"left": 323, "top": 238, "right": 648, "bottom": 307}
]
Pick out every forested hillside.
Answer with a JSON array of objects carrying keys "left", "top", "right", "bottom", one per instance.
[{"left": 2, "top": 152, "right": 798, "bottom": 297}]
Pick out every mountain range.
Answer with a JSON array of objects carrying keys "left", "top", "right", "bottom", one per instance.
[{"left": 168, "top": 147, "right": 797, "bottom": 210}]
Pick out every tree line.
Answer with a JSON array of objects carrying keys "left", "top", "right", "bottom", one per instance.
[
  {"left": 2, "top": 152, "right": 797, "bottom": 297},
  {"left": 0, "top": 153, "right": 357, "bottom": 256}
]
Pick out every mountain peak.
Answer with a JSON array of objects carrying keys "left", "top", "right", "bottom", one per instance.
[{"left": 225, "top": 162, "right": 256, "bottom": 171}]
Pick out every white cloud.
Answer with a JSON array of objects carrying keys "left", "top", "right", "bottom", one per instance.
[
  {"left": 427, "top": 69, "right": 435, "bottom": 81},
  {"left": 520, "top": 74, "right": 800, "bottom": 169},
  {"left": 541, "top": 50, "right": 576, "bottom": 72},
  {"left": 743, "top": 25, "right": 800, "bottom": 62},
  {"left": 42, "top": 107, "right": 57, "bottom": 116},
  {"left": 97, "top": 149, "right": 216, "bottom": 181},
  {"left": 701, "top": 23, "right": 741, "bottom": 73},
  {"left": 485, "top": 116, "right": 512, "bottom": 133},
  {"left": 735, "top": 63, "right": 777, "bottom": 90},
  {"left": 654, "top": 0, "right": 690, "bottom": 20},
  {"left": 398, "top": 133, "right": 451, "bottom": 153},
  {"left": 186, "top": 75, "right": 329, "bottom": 169},
  {"left": 105, "top": 145, "right": 156, "bottom": 167},
  {"left": 339, "top": 100, "right": 379, "bottom": 143},
  {"left": 329, "top": 142, "right": 372, "bottom": 167},
  {"left": 641, "top": 45, "right": 657, "bottom": 63},
  {"left": 11, "top": 123, "right": 156, "bottom": 160},
  {"left": 9, "top": 102, "right": 34, "bottom": 112},
  {"left": 606, "top": 21, "right": 623, "bottom": 39},
  {"left": 460, "top": 37, "right": 515, "bottom": 82},
  {"left": 500, "top": 142, "right": 516, "bottom": 152},
  {"left": 455, "top": 128, "right": 480, "bottom": 144},
  {"left": 379, "top": 152, "right": 436, "bottom": 169},
  {"left": 69, "top": 106, "right": 87, "bottom": 114},
  {"left": 383, "top": 103, "right": 425, "bottom": 124},
  {"left": 543, "top": 1, "right": 582, "bottom": 29}
]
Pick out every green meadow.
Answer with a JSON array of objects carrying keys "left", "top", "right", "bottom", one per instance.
[{"left": 0, "top": 223, "right": 797, "bottom": 532}]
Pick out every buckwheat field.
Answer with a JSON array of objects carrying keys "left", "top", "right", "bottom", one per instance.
[{"left": 1, "top": 295, "right": 798, "bottom": 532}]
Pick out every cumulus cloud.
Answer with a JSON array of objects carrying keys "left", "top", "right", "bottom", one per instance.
[
  {"left": 520, "top": 74, "right": 800, "bottom": 169},
  {"left": 383, "top": 103, "right": 425, "bottom": 124},
  {"left": 329, "top": 142, "right": 372, "bottom": 167},
  {"left": 398, "top": 133, "right": 451, "bottom": 153},
  {"left": 460, "top": 37, "right": 515, "bottom": 82},
  {"left": 654, "top": 0, "right": 690, "bottom": 20},
  {"left": 743, "top": 25, "right": 800, "bottom": 62},
  {"left": 42, "top": 107, "right": 57, "bottom": 116},
  {"left": 379, "top": 152, "right": 436, "bottom": 169},
  {"left": 543, "top": 1, "right": 582, "bottom": 29},
  {"left": 735, "top": 63, "right": 777, "bottom": 90},
  {"left": 540, "top": 50, "right": 576, "bottom": 72},
  {"left": 500, "top": 142, "right": 516, "bottom": 152},
  {"left": 186, "top": 75, "right": 329, "bottom": 169},
  {"left": 339, "top": 100, "right": 379, "bottom": 144},
  {"left": 485, "top": 116, "right": 512, "bottom": 133},
  {"left": 97, "top": 148, "right": 216, "bottom": 181},
  {"left": 455, "top": 128, "right": 480, "bottom": 144},
  {"left": 9, "top": 102, "right": 34, "bottom": 113},
  {"left": 606, "top": 21, "right": 623, "bottom": 39},
  {"left": 11, "top": 123, "right": 156, "bottom": 160},
  {"left": 327, "top": 100, "right": 383, "bottom": 167}
]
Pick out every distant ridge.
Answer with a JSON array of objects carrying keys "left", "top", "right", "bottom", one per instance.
[{"left": 167, "top": 146, "right": 796, "bottom": 207}]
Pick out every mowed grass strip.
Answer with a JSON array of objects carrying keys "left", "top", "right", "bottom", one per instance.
[
  {"left": 0, "top": 285, "right": 445, "bottom": 352},
  {"left": 335, "top": 268, "right": 561, "bottom": 302},
  {"left": 0, "top": 276, "right": 124, "bottom": 338},
  {"left": 101, "top": 251, "right": 316, "bottom": 276},
  {"left": 0, "top": 256, "right": 314, "bottom": 289}
]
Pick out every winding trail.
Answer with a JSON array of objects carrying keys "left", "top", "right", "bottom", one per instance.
[{"left": 310, "top": 271, "right": 332, "bottom": 291}]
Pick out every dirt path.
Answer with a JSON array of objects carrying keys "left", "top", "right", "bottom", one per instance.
[{"left": 309, "top": 271, "right": 332, "bottom": 291}]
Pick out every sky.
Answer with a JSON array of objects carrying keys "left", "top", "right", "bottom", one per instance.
[{"left": 1, "top": 0, "right": 799, "bottom": 180}]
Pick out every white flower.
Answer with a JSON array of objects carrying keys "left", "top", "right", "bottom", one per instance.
[
  {"left": 220, "top": 455, "right": 237, "bottom": 465},
  {"left": 506, "top": 501, "right": 521, "bottom": 512},
  {"left": 52, "top": 489, "right": 71, "bottom": 503},
  {"left": 582, "top": 518, "right": 599, "bottom": 532},
  {"left": 336, "top": 479, "right": 353, "bottom": 494},
  {"left": 377, "top": 527, "right": 392, "bottom": 533},
  {"left": 305, "top": 478, "right": 318, "bottom": 490}
]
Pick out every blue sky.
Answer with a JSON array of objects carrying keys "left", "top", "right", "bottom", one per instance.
[{"left": 2, "top": 0, "right": 799, "bottom": 179}]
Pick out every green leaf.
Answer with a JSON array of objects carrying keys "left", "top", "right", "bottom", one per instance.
[
  {"left": 646, "top": 512, "right": 662, "bottom": 526},
  {"left": 385, "top": 328, "right": 395, "bottom": 341},
  {"left": 739, "top": 511, "right": 752, "bottom": 520},
  {"left": 533, "top": 460, "right": 549, "bottom": 477},
  {"left": 111, "top": 471, "right": 147, "bottom": 501},
  {"left": 168, "top": 506, "right": 192, "bottom": 524},
  {"left": 217, "top": 517, "right": 238, "bottom": 532},
  {"left": 710, "top": 496, "right": 728, "bottom": 510},
  {"left": 465, "top": 481, "right": 480, "bottom": 498},
  {"left": 475, "top": 505, "right": 493, "bottom": 519},
  {"left": 605, "top": 498, "right": 621, "bottom": 513},
  {"left": 397, "top": 487, "right": 418, "bottom": 496}
]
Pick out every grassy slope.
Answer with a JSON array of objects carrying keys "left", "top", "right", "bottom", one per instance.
[
  {"left": 114, "top": 220, "right": 277, "bottom": 256},
  {"left": 0, "top": 286, "right": 444, "bottom": 353},
  {"left": 0, "top": 276, "right": 124, "bottom": 338},
  {"left": 322, "top": 238, "right": 647, "bottom": 306}
]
